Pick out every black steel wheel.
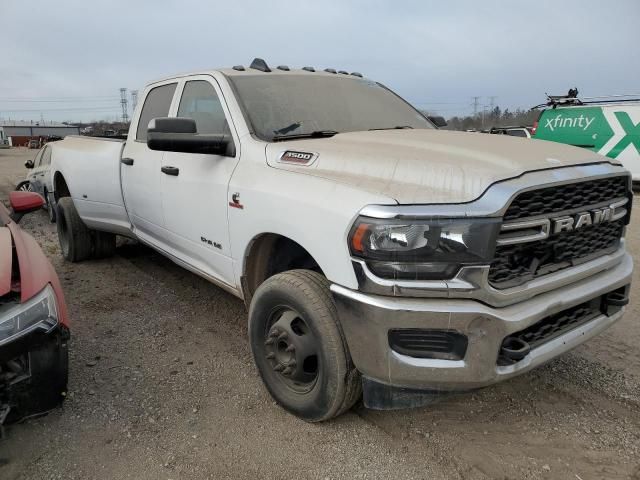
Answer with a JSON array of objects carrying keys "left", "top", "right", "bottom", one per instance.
[
  {"left": 249, "top": 270, "right": 361, "bottom": 422},
  {"left": 263, "top": 307, "right": 320, "bottom": 393}
]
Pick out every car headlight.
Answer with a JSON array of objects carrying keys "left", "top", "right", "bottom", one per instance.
[
  {"left": 349, "top": 217, "right": 501, "bottom": 280},
  {"left": 0, "top": 285, "right": 58, "bottom": 346}
]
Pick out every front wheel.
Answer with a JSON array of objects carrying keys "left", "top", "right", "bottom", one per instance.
[
  {"left": 16, "top": 181, "right": 32, "bottom": 192},
  {"left": 249, "top": 270, "right": 361, "bottom": 422}
]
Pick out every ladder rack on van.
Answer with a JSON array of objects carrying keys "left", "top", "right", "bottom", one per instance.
[{"left": 532, "top": 90, "right": 640, "bottom": 110}]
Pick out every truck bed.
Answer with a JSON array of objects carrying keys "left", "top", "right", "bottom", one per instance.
[{"left": 51, "top": 135, "right": 132, "bottom": 235}]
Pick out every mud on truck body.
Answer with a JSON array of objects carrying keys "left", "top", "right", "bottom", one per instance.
[{"left": 46, "top": 58, "right": 633, "bottom": 421}]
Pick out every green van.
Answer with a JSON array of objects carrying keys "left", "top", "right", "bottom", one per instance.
[{"left": 533, "top": 98, "right": 640, "bottom": 187}]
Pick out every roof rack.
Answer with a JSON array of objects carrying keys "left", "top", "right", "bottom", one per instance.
[
  {"left": 532, "top": 87, "right": 640, "bottom": 110},
  {"left": 234, "top": 59, "right": 365, "bottom": 78}
]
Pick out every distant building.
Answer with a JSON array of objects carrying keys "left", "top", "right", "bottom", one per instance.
[{"left": 0, "top": 121, "right": 80, "bottom": 147}]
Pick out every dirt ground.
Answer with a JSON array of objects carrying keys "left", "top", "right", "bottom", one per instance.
[{"left": 0, "top": 147, "right": 638, "bottom": 480}]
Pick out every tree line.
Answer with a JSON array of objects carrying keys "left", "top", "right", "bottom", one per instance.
[{"left": 426, "top": 107, "right": 540, "bottom": 131}]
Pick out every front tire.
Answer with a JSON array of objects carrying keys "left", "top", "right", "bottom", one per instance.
[
  {"left": 249, "top": 270, "right": 361, "bottom": 422},
  {"left": 16, "top": 181, "right": 32, "bottom": 192},
  {"left": 56, "top": 197, "right": 92, "bottom": 262}
]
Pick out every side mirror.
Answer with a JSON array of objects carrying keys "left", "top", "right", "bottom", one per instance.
[
  {"left": 24, "top": 160, "right": 34, "bottom": 169},
  {"left": 428, "top": 116, "right": 447, "bottom": 128},
  {"left": 9, "top": 191, "right": 44, "bottom": 223},
  {"left": 146, "top": 117, "right": 231, "bottom": 156}
]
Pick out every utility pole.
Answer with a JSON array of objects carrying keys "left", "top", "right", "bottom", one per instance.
[
  {"left": 489, "top": 96, "right": 497, "bottom": 111},
  {"left": 471, "top": 96, "right": 480, "bottom": 116},
  {"left": 130, "top": 90, "right": 138, "bottom": 113},
  {"left": 120, "top": 88, "right": 129, "bottom": 123}
]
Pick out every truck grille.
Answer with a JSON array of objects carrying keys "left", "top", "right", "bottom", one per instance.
[
  {"left": 489, "top": 176, "right": 630, "bottom": 289},
  {"left": 489, "top": 220, "right": 623, "bottom": 288},
  {"left": 503, "top": 175, "right": 629, "bottom": 221}
]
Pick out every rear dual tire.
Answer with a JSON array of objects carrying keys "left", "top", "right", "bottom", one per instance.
[{"left": 56, "top": 197, "right": 116, "bottom": 262}]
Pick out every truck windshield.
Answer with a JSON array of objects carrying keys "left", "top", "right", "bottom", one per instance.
[{"left": 228, "top": 74, "right": 434, "bottom": 141}]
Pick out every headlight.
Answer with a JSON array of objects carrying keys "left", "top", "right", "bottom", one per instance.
[
  {"left": 0, "top": 285, "right": 58, "bottom": 346},
  {"left": 349, "top": 217, "right": 500, "bottom": 280}
]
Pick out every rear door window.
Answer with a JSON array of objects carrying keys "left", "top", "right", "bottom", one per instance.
[{"left": 136, "top": 83, "right": 177, "bottom": 141}]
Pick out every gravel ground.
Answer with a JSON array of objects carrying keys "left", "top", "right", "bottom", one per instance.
[{"left": 0, "top": 148, "right": 639, "bottom": 480}]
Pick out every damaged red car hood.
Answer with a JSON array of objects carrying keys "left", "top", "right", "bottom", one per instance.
[{"left": 0, "top": 205, "right": 68, "bottom": 325}]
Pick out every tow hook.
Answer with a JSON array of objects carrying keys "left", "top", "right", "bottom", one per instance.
[{"left": 499, "top": 337, "right": 531, "bottom": 363}]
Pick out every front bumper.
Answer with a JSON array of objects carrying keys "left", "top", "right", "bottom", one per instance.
[
  {"left": 1, "top": 324, "right": 69, "bottom": 428},
  {"left": 331, "top": 252, "right": 633, "bottom": 391}
]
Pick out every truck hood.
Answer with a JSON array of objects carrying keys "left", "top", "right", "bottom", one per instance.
[{"left": 266, "top": 129, "right": 610, "bottom": 204}]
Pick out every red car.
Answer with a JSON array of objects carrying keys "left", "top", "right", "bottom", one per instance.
[{"left": 0, "top": 191, "right": 69, "bottom": 430}]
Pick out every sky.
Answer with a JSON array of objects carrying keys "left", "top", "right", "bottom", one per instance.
[{"left": 1, "top": 0, "right": 639, "bottom": 123}]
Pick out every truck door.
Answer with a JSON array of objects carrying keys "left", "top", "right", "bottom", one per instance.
[
  {"left": 121, "top": 81, "right": 177, "bottom": 242},
  {"left": 159, "top": 77, "right": 240, "bottom": 287}
]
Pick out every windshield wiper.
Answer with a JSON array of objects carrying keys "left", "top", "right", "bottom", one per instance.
[
  {"left": 272, "top": 130, "right": 339, "bottom": 142},
  {"left": 273, "top": 122, "right": 302, "bottom": 135},
  {"left": 368, "top": 125, "right": 414, "bottom": 131}
]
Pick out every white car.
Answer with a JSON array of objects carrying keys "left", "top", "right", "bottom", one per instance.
[
  {"left": 17, "top": 144, "right": 56, "bottom": 222},
  {"left": 489, "top": 126, "right": 532, "bottom": 138},
  {"left": 45, "top": 59, "right": 633, "bottom": 421}
]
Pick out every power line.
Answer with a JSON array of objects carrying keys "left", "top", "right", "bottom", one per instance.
[
  {"left": 0, "top": 99, "right": 120, "bottom": 103},
  {"left": 411, "top": 101, "right": 471, "bottom": 105},
  {"left": 0, "top": 96, "right": 120, "bottom": 101},
  {"left": 0, "top": 107, "right": 123, "bottom": 112}
]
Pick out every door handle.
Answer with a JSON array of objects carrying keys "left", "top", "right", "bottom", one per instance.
[
  {"left": 161, "top": 166, "right": 179, "bottom": 176},
  {"left": 121, "top": 157, "right": 134, "bottom": 166}
]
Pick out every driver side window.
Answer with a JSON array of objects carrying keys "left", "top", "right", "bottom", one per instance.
[{"left": 177, "top": 80, "right": 230, "bottom": 135}]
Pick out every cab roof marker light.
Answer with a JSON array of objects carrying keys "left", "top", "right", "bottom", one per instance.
[
  {"left": 249, "top": 58, "right": 271, "bottom": 72},
  {"left": 324, "top": 68, "right": 337, "bottom": 74},
  {"left": 302, "top": 66, "right": 315, "bottom": 72},
  {"left": 351, "top": 72, "right": 363, "bottom": 77},
  {"left": 232, "top": 65, "right": 245, "bottom": 71},
  {"left": 338, "top": 70, "right": 349, "bottom": 75},
  {"left": 277, "top": 65, "right": 290, "bottom": 71}
]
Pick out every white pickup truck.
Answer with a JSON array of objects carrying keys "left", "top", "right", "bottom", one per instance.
[{"left": 48, "top": 58, "right": 633, "bottom": 421}]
